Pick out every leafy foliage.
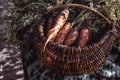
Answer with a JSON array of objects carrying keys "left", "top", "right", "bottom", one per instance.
[{"left": 2, "top": 0, "right": 120, "bottom": 46}]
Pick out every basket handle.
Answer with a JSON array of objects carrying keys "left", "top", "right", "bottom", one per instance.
[{"left": 46, "top": 4, "right": 111, "bottom": 25}]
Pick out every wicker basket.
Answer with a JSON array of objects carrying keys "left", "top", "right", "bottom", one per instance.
[{"left": 34, "top": 4, "right": 117, "bottom": 75}]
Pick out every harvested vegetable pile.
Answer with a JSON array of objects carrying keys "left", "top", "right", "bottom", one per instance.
[{"left": 40, "top": 8, "right": 106, "bottom": 52}]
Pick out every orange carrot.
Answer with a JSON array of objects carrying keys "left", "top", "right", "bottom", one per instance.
[
  {"left": 78, "top": 28, "right": 91, "bottom": 47},
  {"left": 43, "top": 8, "right": 69, "bottom": 51},
  {"left": 46, "top": 17, "right": 54, "bottom": 35},
  {"left": 39, "top": 20, "right": 45, "bottom": 37},
  {"left": 64, "top": 29, "right": 79, "bottom": 46},
  {"left": 54, "top": 22, "right": 72, "bottom": 44}
]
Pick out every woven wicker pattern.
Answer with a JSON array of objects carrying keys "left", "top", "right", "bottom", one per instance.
[
  {"left": 35, "top": 28, "right": 116, "bottom": 75},
  {"left": 34, "top": 4, "right": 117, "bottom": 75}
]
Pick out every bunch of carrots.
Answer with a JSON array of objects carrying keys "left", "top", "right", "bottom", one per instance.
[{"left": 42, "top": 8, "right": 91, "bottom": 51}]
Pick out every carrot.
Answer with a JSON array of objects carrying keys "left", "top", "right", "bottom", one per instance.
[
  {"left": 43, "top": 8, "right": 69, "bottom": 51},
  {"left": 64, "top": 29, "right": 79, "bottom": 46},
  {"left": 46, "top": 17, "right": 54, "bottom": 40},
  {"left": 39, "top": 20, "right": 45, "bottom": 37},
  {"left": 78, "top": 28, "right": 91, "bottom": 47},
  {"left": 54, "top": 22, "right": 72, "bottom": 44},
  {"left": 46, "top": 17, "right": 54, "bottom": 35}
]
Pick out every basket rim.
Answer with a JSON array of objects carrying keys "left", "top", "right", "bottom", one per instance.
[
  {"left": 38, "top": 29, "right": 115, "bottom": 54},
  {"left": 46, "top": 4, "right": 111, "bottom": 24},
  {"left": 38, "top": 3, "right": 117, "bottom": 52},
  {"left": 35, "top": 28, "right": 116, "bottom": 75}
]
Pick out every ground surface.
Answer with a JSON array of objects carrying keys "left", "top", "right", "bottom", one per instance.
[
  {"left": 0, "top": 46, "right": 24, "bottom": 80},
  {"left": 0, "top": 1, "right": 24, "bottom": 80},
  {"left": 0, "top": 16, "right": 24, "bottom": 80}
]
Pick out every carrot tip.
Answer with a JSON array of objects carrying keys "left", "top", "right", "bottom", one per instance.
[
  {"left": 43, "top": 42, "right": 47, "bottom": 52},
  {"left": 43, "top": 37, "right": 51, "bottom": 52}
]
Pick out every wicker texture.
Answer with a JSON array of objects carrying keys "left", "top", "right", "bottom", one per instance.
[{"left": 34, "top": 4, "right": 117, "bottom": 75}]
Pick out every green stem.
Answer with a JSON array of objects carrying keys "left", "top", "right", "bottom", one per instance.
[
  {"left": 13, "top": 2, "right": 47, "bottom": 30},
  {"left": 19, "top": 2, "right": 47, "bottom": 14},
  {"left": 14, "top": 3, "right": 47, "bottom": 12},
  {"left": 46, "top": 4, "right": 111, "bottom": 24}
]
